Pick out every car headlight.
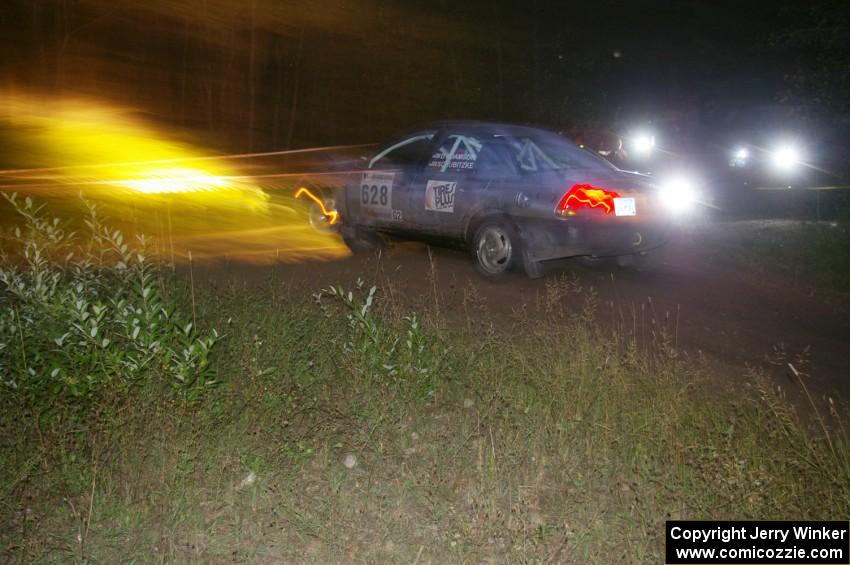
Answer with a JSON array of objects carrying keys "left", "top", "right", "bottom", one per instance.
[{"left": 658, "top": 177, "right": 698, "bottom": 214}]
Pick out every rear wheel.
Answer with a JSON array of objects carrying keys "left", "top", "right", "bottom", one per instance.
[{"left": 471, "top": 220, "right": 521, "bottom": 278}]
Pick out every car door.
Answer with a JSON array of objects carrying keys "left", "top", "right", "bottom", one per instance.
[
  {"left": 407, "top": 130, "right": 516, "bottom": 237},
  {"left": 352, "top": 131, "right": 436, "bottom": 230}
]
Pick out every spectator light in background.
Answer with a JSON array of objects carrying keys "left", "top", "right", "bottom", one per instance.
[
  {"left": 770, "top": 143, "right": 802, "bottom": 172},
  {"left": 729, "top": 146, "right": 749, "bottom": 168},
  {"left": 629, "top": 132, "right": 656, "bottom": 157},
  {"left": 627, "top": 132, "right": 655, "bottom": 159}
]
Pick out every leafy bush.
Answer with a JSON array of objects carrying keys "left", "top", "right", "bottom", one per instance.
[{"left": 0, "top": 194, "right": 219, "bottom": 404}]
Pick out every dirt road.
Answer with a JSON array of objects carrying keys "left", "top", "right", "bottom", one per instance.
[{"left": 197, "top": 221, "right": 850, "bottom": 401}]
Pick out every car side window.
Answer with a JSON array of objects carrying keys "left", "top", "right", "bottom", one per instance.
[
  {"left": 368, "top": 132, "right": 435, "bottom": 169},
  {"left": 426, "top": 134, "right": 482, "bottom": 173}
]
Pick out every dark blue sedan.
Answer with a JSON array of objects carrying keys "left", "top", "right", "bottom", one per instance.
[{"left": 308, "top": 121, "right": 678, "bottom": 278}]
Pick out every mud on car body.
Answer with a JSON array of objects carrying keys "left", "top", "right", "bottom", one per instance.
[{"left": 319, "top": 121, "right": 677, "bottom": 278}]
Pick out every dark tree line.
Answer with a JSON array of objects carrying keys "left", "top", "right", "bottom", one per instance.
[{"left": 1, "top": 0, "right": 848, "bottom": 152}]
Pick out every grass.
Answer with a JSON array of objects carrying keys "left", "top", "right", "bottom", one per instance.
[{"left": 2, "top": 268, "right": 849, "bottom": 563}]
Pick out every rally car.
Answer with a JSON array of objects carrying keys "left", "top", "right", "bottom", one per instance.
[{"left": 303, "top": 121, "right": 687, "bottom": 278}]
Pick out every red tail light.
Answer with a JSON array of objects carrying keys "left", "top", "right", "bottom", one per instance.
[{"left": 556, "top": 184, "right": 620, "bottom": 217}]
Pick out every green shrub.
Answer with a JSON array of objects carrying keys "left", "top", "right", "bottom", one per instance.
[{"left": 0, "top": 194, "right": 219, "bottom": 405}]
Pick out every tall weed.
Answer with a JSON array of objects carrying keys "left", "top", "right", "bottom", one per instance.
[{"left": 314, "top": 279, "right": 447, "bottom": 395}]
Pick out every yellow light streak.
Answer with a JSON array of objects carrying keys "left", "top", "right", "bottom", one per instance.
[{"left": 0, "top": 91, "right": 349, "bottom": 264}]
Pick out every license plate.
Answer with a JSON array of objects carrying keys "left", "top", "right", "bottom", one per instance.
[{"left": 613, "top": 197, "right": 636, "bottom": 216}]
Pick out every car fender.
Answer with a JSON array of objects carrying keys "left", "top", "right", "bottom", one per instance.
[
  {"left": 292, "top": 176, "right": 340, "bottom": 203},
  {"left": 463, "top": 208, "right": 516, "bottom": 244}
]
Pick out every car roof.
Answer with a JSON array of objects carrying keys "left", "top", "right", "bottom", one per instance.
[{"left": 403, "top": 120, "right": 559, "bottom": 137}]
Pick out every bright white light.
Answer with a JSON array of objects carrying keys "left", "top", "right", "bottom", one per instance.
[
  {"left": 734, "top": 147, "right": 749, "bottom": 160},
  {"left": 771, "top": 144, "right": 801, "bottom": 171},
  {"left": 658, "top": 177, "right": 698, "bottom": 214},
  {"left": 631, "top": 133, "right": 655, "bottom": 156}
]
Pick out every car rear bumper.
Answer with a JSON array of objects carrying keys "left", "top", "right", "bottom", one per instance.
[{"left": 516, "top": 217, "right": 672, "bottom": 262}]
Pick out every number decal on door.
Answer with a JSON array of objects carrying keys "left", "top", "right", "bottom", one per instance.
[
  {"left": 360, "top": 172, "right": 394, "bottom": 217},
  {"left": 360, "top": 184, "right": 389, "bottom": 205}
]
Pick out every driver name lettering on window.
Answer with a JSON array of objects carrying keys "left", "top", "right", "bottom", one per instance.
[{"left": 427, "top": 135, "right": 482, "bottom": 173}]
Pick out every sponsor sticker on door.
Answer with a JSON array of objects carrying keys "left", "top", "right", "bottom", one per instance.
[{"left": 425, "top": 180, "right": 457, "bottom": 213}]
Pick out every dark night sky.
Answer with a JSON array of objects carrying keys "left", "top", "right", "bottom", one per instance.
[{"left": 1, "top": 0, "right": 848, "bottom": 150}]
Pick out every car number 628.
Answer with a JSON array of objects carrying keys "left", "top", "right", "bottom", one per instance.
[{"left": 361, "top": 184, "right": 390, "bottom": 207}]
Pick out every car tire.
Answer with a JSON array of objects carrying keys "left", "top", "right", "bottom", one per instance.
[{"left": 471, "top": 219, "right": 521, "bottom": 278}]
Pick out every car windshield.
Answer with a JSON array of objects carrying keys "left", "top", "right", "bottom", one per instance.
[{"left": 497, "top": 130, "right": 617, "bottom": 173}]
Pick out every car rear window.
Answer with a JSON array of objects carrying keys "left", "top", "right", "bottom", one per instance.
[{"left": 499, "top": 131, "right": 617, "bottom": 174}]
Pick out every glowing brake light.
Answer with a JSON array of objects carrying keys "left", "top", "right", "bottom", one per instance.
[{"left": 556, "top": 184, "right": 620, "bottom": 216}]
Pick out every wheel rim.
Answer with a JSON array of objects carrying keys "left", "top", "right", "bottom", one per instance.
[
  {"left": 476, "top": 225, "right": 513, "bottom": 274},
  {"left": 307, "top": 202, "right": 330, "bottom": 231}
]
